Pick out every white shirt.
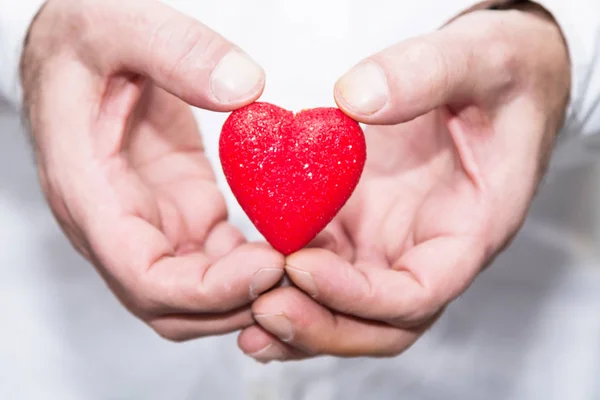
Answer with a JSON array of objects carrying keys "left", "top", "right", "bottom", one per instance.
[{"left": 1, "top": 1, "right": 600, "bottom": 399}]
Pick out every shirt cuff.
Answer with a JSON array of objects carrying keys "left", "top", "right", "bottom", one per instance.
[{"left": 0, "top": 1, "right": 46, "bottom": 111}]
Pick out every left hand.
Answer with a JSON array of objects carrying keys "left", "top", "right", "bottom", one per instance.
[
  {"left": 238, "top": 4, "right": 571, "bottom": 361},
  {"left": 22, "top": 0, "right": 284, "bottom": 342}
]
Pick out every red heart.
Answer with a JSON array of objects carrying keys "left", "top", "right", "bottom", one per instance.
[{"left": 219, "top": 102, "right": 366, "bottom": 255}]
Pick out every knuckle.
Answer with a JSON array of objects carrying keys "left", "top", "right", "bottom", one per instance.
[
  {"left": 148, "top": 17, "right": 229, "bottom": 81},
  {"left": 408, "top": 40, "right": 448, "bottom": 80},
  {"left": 401, "top": 39, "right": 451, "bottom": 103},
  {"left": 482, "top": 39, "right": 518, "bottom": 92},
  {"left": 48, "top": 0, "right": 95, "bottom": 38},
  {"left": 472, "top": 18, "right": 520, "bottom": 92},
  {"left": 31, "top": 0, "right": 112, "bottom": 66}
]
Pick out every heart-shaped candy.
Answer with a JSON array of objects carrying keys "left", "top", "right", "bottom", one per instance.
[{"left": 219, "top": 102, "right": 366, "bottom": 255}]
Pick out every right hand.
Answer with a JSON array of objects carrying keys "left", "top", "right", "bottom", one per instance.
[
  {"left": 238, "top": 4, "right": 570, "bottom": 362},
  {"left": 21, "top": 0, "right": 285, "bottom": 341}
]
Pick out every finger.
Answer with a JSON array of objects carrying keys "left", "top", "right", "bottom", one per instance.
[
  {"left": 122, "top": 87, "right": 240, "bottom": 254},
  {"left": 285, "top": 238, "right": 483, "bottom": 327},
  {"left": 146, "top": 243, "right": 285, "bottom": 314},
  {"left": 87, "top": 214, "right": 285, "bottom": 316},
  {"left": 251, "top": 287, "right": 430, "bottom": 358},
  {"left": 76, "top": 0, "right": 265, "bottom": 110},
  {"left": 238, "top": 325, "right": 309, "bottom": 363},
  {"left": 203, "top": 221, "right": 245, "bottom": 260},
  {"left": 305, "top": 221, "right": 354, "bottom": 262},
  {"left": 334, "top": 12, "right": 514, "bottom": 124},
  {"left": 149, "top": 307, "right": 253, "bottom": 342},
  {"left": 150, "top": 180, "right": 232, "bottom": 256}
]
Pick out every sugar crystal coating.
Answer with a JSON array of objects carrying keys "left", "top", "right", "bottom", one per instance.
[{"left": 219, "top": 102, "right": 366, "bottom": 255}]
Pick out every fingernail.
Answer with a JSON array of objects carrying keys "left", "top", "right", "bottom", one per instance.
[
  {"left": 335, "top": 61, "right": 389, "bottom": 115},
  {"left": 254, "top": 313, "right": 294, "bottom": 342},
  {"left": 249, "top": 344, "right": 286, "bottom": 363},
  {"left": 211, "top": 49, "right": 264, "bottom": 103},
  {"left": 286, "top": 266, "right": 318, "bottom": 298},
  {"left": 250, "top": 268, "right": 284, "bottom": 299}
]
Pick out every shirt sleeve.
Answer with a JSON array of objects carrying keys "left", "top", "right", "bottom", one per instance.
[
  {"left": 0, "top": 1, "right": 46, "bottom": 111},
  {"left": 451, "top": 0, "right": 600, "bottom": 140},
  {"left": 533, "top": 0, "right": 600, "bottom": 140}
]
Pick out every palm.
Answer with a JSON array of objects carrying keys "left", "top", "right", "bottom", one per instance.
[
  {"left": 240, "top": 105, "right": 547, "bottom": 358},
  {"left": 124, "top": 85, "right": 240, "bottom": 259},
  {"left": 330, "top": 109, "right": 490, "bottom": 300},
  {"left": 239, "top": 4, "right": 568, "bottom": 361},
  {"left": 55, "top": 83, "right": 284, "bottom": 340}
]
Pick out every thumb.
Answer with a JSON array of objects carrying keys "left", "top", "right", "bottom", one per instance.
[
  {"left": 334, "top": 15, "right": 511, "bottom": 124},
  {"left": 82, "top": 0, "right": 265, "bottom": 111}
]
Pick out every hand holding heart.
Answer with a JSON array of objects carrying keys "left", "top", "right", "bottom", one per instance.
[
  {"left": 22, "top": 0, "right": 286, "bottom": 342},
  {"left": 237, "top": 4, "right": 571, "bottom": 361},
  {"left": 23, "top": 0, "right": 570, "bottom": 359}
]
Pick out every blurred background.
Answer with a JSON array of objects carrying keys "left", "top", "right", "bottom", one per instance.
[{"left": 1, "top": 95, "right": 600, "bottom": 400}]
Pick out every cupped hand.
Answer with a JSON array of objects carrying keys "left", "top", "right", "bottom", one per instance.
[
  {"left": 22, "top": 0, "right": 285, "bottom": 341},
  {"left": 239, "top": 4, "right": 570, "bottom": 361}
]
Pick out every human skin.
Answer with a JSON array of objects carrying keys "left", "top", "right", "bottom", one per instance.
[
  {"left": 238, "top": 3, "right": 571, "bottom": 362},
  {"left": 21, "top": 0, "right": 570, "bottom": 360},
  {"left": 21, "top": 0, "right": 286, "bottom": 342}
]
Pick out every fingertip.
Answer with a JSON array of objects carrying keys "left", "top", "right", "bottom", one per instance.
[
  {"left": 223, "top": 242, "right": 286, "bottom": 300},
  {"left": 286, "top": 247, "right": 347, "bottom": 275},
  {"left": 285, "top": 266, "right": 318, "bottom": 298},
  {"left": 249, "top": 287, "right": 412, "bottom": 357},
  {"left": 334, "top": 61, "right": 389, "bottom": 121},
  {"left": 250, "top": 285, "right": 282, "bottom": 314},
  {"left": 284, "top": 248, "right": 351, "bottom": 300},
  {"left": 239, "top": 325, "right": 306, "bottom": 363},
  {"left": 192, "top": 242, "right": 285, "bottom": 311},
  {"left": 209, "top": 49, "right": 266, "bottom": 108},
  {"left": 251, "top": 287, "right": 306, "bottom": 324},
  {"left": 238, "top": 325, "right": 271, "bottom": 354},
  {"left": 251, "top": 287, "right": 323, "bottom": 353},
  {"left": 249, "top": 267, "right": 285, "bottom": 300},
  {"left": 334, "top": 34, "right": 476, "bottom": 125}
]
